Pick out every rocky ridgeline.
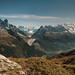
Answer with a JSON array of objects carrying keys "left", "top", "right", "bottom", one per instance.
[
  {"left": 0, "top": 19, "right": 16, "bottom": 30},
  {"left": 0, "top": 19, "right": 26, "bottom": 35},
  {"left": 0, "top": 54, "right": 25, "bottom": 75},
  {"left": 31, "top": 25, "right": 68, "bottom": 38}
]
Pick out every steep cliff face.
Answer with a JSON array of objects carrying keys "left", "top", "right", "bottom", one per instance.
[
  {"left": 0, "top": 19, "right": 9, "bottom": 29},
  {"left": 0, "top": 19, "right": 26, "bottom": 35}
]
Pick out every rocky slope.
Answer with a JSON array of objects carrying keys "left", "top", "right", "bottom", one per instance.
[
  {"left": 27, "top": 39, "right": 36, "bottom": 46},
  {"left": 0, "top": 54, "right": 25, "bottom": 75},
  {"left": 0, "top": 28, "right": 45, "bottom": 58}
]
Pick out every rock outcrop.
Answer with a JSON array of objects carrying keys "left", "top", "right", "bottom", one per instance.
[
  {"left": 0, "top": 54, "right": 21, "bottom": 73},
  {"left": 0, "top": 19, "right": 26, "bottom": 35},
  {"left": 0, "top": 54, "right": 26, "bottom": 75}
]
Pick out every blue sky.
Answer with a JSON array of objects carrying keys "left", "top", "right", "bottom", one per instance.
[{"left": 0, "top": 0, "right": 75, "bottom": 27}]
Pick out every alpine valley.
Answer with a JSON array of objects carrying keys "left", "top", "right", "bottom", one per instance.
[{"left": 0, "top": 19, "right": 75, "bottom": 75}]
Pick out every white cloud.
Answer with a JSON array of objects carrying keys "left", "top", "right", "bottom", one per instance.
[{"left": 0, "top": 14, "right": 70, "bottom": 20}]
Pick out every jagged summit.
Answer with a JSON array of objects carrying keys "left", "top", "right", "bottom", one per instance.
[
  {"left": 32, "top": 25, "right": 68, "bottom": 38},
  {"left": 0, "top": 19, "right": 26, "bottom": 35},
  {"left": 61, "top": 23, "right": 75, "bottom": 33},
  {"left": 0, "top": 19, "right": 9, "bottom": 29}
]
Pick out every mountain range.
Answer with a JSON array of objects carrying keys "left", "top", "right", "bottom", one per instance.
[
  {"left": 32, "top": 25, "right": 75, "bottom": 58},
  {"left": 0, "top": 19, "right": 75, "bottom": 75},
  {"left": 32, "top": 25, "right": 68, "bottom": 38},
  {"left": 62, "top": 23, "right": 75, "bottom": 33},
  {"left": 0, "top": 19, "right": 45, "bottom": 58}
]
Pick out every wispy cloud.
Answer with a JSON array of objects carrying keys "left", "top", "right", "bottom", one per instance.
[{"left": 0, "top": 14, "right": 70, "bottom": 20}]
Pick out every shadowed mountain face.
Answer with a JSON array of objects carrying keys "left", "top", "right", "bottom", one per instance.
[
  {"left": 0, "top": 29, "right": 45, "bottom": 58},
  {"left": 32, "top": 32, "right": 75, "bottom": 52},
  {"left": 0, "top": 19, "right": 45, "bottom": 58},
  {"left": 52, "top": 49, "right": 75, "bottom": 58},
  {"left": 31, "top": 25, "right": 75, "bottom": 58},
  {"left": 51, "top": 49, "right": 75, "bottom": 65}
]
